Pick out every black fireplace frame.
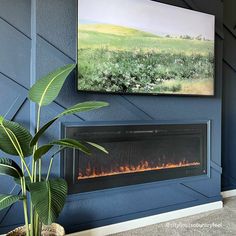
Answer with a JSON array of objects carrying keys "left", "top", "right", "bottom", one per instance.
[{"left": 60, "top": 120, "right": 211, "bottom": 194}]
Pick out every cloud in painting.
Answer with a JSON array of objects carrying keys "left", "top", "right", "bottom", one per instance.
[{"left": 78, "top": 0, "right": 214, "bottom": 40}]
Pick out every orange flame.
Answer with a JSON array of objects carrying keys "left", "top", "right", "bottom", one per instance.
[{"left": 77, "top": 160, "right": 200, "bottom": 180}]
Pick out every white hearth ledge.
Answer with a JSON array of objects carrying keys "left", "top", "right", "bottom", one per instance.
[
  {"left": 68, "top": 201, "right": 223, "bottom": 236},
  {"left": 221, "top": 189, "right": 236, "bottom": 198}
]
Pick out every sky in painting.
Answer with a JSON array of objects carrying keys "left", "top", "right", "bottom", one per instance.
[{"left": 78, "top": 0, "right": 215, "bottom": 40}]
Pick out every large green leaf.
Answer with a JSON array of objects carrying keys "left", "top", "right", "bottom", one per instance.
[
  {"left": 0, "top": 118, "right": 33, "bottom": 157},
  {"left": 30, "top": 101, "right": 109, "bottom": 147},
  {"left": 51, "top": 139, "right": 91, "bottom": 155},
  {"left": 0, "top": 127, "right": 21, "bottom": 155},
  {"left": 86, "top": 142, "right": 109, "bottom": 154},
  {"left": 34, "top": 144, "right": 54, "bottom": 161},
  {"left": 29, "top": 64, "right": 76, "bottom": 106},
  {"left": 58, "top": 101, "right": 109, "bottom": 117},
  {"left": 29, "top": 178, "right": 67, "bottom": 225},
  {"left": 30, "top": 118, "right": 57, "bottom": 147},
  {"left": 0, "top": 194, "right": 21, "bottom": 211},
  {"left": 34, "top": 139, "right": 91, "bottom": 161},
  {"left": 0, "top": 158, "right": 23, "bottom": 178}
]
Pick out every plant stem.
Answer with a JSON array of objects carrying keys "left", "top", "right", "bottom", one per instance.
[
  {"left": 46, "top": 148, "right": 64, "bottom": 181},
  {"left": 30, "top": 107, "right": 42, "bottom": 235},
  {"left": 30, "top": 160, "right": 36, "bottom": 236},
  {"left": 21, "top": 157, "right": 33, "bottom": 181},
  {"left": 38, "top": 160, "right": 42, "bottom": 184},
  {"left": 46, "top": 158, "right": 54, "bottom": 181},
  {"left": 34, "top": 161, "right": 37, "bottom": 181},
  {"left": 35, "top": 212, "right": 39, "bottom": 236},
  {"left": 34, "top": 214, "right": 39, "bottom": 236},
  {"left": 20, "top": 166, "right": 30, "bottom": 236},
  {"left": 36, "top": 106, "right": 42, "bottom": 182},
  {"left": 34, "top": 105, "right": 41, "bottom": 236},
  {"left": 36, "top": 106, "right": 41, "bottom": 134},
  {"left": 30, "top": 206, "right": 34, "bottom": 236},
  {"left": 22, "top": 180, "right": 30, "bottom": 236}
]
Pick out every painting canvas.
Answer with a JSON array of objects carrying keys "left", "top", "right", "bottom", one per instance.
[{"left": 77, "top": 0, "right": 215, "bottom": 96}]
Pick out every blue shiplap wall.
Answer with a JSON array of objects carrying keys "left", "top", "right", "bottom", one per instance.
[{"left": 0, "top": 0, "right": 224, "bottom": 234}]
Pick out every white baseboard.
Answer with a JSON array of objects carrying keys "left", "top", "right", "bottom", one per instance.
[
  {"left": 68, "top": 201, "right": 223, "bottom": 236},
  {"left": 221, "top": 189, "right": 236, "bottom": 198},
  {"left": 3, "top": 191, "right": 235, "bottom": 236}
]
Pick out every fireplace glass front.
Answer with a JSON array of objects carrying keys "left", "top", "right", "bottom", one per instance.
[{"left": 62, "top": 123, "right": 208, "bottom": 194}]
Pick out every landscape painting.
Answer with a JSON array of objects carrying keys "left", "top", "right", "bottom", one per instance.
[{"left": 78, "top": 0, "right": 215, "bottom": 96}]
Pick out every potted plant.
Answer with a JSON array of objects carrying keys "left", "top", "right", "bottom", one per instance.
[{"left": 0, "top": 64, "right": 109, "bottom": 236}]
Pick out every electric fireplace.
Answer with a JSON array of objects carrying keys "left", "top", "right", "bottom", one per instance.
[{"left": 61, "top": 122, "right": 208, "bottom": 194}]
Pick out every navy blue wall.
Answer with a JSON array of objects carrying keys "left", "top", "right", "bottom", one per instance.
[
  {"left": 222, "top": 0, "right": 236, "bottom": 191},
  {"left": 0, "top": 0, "right": 224, "bottom": 234}
]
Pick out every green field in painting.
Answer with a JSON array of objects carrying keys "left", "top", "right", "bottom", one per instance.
[{"left": 78, "top": 24, "right": 214, "bottom": 95}]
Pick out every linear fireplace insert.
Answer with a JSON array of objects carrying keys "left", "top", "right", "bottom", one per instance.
[{"left": 61, "top": 122, "right": 208, "bottom": 194}]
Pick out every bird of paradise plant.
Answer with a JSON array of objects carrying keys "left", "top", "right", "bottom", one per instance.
[{"left": 0, "top": 64, "right": 109, "bottom": 236}]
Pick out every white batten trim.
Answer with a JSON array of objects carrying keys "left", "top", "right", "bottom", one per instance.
[
  {"left": 68, "top": 201, "right": 223, "bottom": 236},
  {"left": 221, "top": 189, "right": 236, "bottom": 198}
]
